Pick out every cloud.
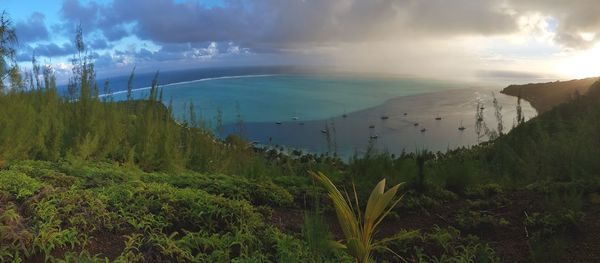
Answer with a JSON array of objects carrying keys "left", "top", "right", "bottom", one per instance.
[
  {"left": 54, "top": 0, "right": 520, "bottom": 54},
  {"left": 16, "top": 42, "right": 74, "bottom": 62},
  {"left": 96, "top": 0, "right": 518, "bottom": 50},
  {"left": 477, "top": 70, "right": 547, "bottom": 80},
  {"left": 59, "top": 0, "right": 100, "bottom": 33},
  {"left": 46, "top": 0, "right": 600, "bottom": 78},
  {"left": 89, "top": 38, "right": 109, "bottom": 49},
  {"left": 15, "top": 12, "right": 49, "bottom": 43},
  {"left": 35, "top": 42, "right": 75, "bottom": 57},
  {"left": 53, "top": 0, "right": 600, "bottom": 64},
  {"left": 506, "top": 0, "right": 600, "bottom": 49}
]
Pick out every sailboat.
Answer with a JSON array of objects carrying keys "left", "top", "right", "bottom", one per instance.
[{"left": 458, "top": 121, "right": 466, "bottom": 131}]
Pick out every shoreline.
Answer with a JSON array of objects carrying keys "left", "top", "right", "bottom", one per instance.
[
  {"left": 99, "top": 74, "right": 283, "bottom": 98},
  {"left": 221, "top": 87, "right": 537, "bottom": 158},
  {"left": 501, "top": 77, "right": 599, "bottom": 113}
]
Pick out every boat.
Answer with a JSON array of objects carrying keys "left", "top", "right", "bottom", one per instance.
[
  {"left": 435, "top": 114, "right": 442, "bottom": 120},
  {"left": 275, "top": 121, "right": 282, "bottom": 125},
  {"left": 458, "top": 121, "right": 466, "bottom": 131},
  {"left": 321, "top": 129, "right": 328, "bottom": 134},
  {"left": 420, "top": 128, "right": 427, "bottom": 133},
  {"left": 381, "top": 116, "right": 389, "bottom": 120},
  {"left": 369, "top": 125, "right": 375, "bottom": 129},
  {"left": 292, "top": 117, "right": 299, "bottom": 120},
  {"left": 413, "top": 123, "right": 419, "bottom": 126},
  {"left": 403, "top": 112, "right": 408, "bottom": 116},
  {"left": 370, "top": 135, "right": 379, "bottom": 139},
  {"left": 342, "top": 113, "right": 347, "bottom": 118}
]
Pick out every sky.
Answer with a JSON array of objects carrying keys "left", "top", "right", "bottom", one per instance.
[{"left": 2, "top": 0, "right": 600, "bottom": 83}]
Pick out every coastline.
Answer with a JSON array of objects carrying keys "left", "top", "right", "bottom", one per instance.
[
  {"left": 501, "top": 77, "right": 599, "bottom": 113},
  {"left": 223, "top": 87, "right": 537, "bottom": 158}
]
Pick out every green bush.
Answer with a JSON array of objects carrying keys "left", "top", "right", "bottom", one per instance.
[
  {"left": 99, "top": 182, "right": 262, "bottom": 233},
  {"left": 455, "top": 210, "right": 510, "bottom": 231},
  {"left": 384, "top": 226, "right": 499, "bottom": 262},
  {"left": 0, "top": 170, "right": 44, "bottom": 200},
  {"left": 525, "top": 210, "right": 582, "bottom": 238},
  {"left": 465, "top": 183, "right": 503, "bottom": 199},
  {"left": 143, "top": 172, "right": 294, "bottom": 207}
]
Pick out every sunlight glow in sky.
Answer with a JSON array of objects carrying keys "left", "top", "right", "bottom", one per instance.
[{"left": 2, "top": 0, "right": 600, "bottom": 83}]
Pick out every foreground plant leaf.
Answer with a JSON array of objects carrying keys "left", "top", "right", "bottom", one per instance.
[{"left": 309, "top": 171, "right": 404, "bottom": 263}]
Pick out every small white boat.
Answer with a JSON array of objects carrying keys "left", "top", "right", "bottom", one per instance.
[{"left": 370, "top": 135, "right": 379, "bottom": 139}]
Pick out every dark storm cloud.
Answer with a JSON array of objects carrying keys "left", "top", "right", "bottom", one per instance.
[
  {"left": 58, "top": 0, "right": 520, "bottom": 53},
  {"left": 60, "top": 0, "right": 101, "bottom": 32},
  {"left": 57, "top": 0, "right": 600, "bottom": 52},
  {"left": 32, "top": 42, "right": 75, "bottom": 57},
  {"left": 16, "top": 37, "right": 107, "bottom": 62},
  {"left": 15, "top": 12, "right": 49, "bottom": 43},
  {"left": 102, "top": 24, "right": 128, "bottom": 41},
  {"left": 16, "top": 42, "right": 75, "bottom": 62},
  {"left": 89, "top": 38, "right": 109, "bottom": 49},
  {"left": 104, "top": 0, "right": 518, "bottom": 48}
]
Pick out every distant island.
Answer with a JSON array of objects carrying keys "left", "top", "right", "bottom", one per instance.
[{"left": 502, "top": 77, "right": 599, "bottom": 113}]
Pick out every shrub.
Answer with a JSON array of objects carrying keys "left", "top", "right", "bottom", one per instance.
[
  {"left": 0, "top": 170, "right": 44, "bottom": 200},
  {"left": 143, "top": 172, "right": 294, "bottom": 207},
  {"left": 98, "top": 182, "right": 262, "bottom": 233}
]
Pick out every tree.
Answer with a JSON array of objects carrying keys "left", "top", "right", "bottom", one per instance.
[
  {"left": 516, "top": 91, "right": 525, "bottom": 126},
  {"left": 492, "top": 92, "right": 504, "bottom": 135},
  {"left": 127, "top": 66, "right": 136, "bottom": 101},
  {"left": 0, "top": 11, "right": 18, "bottom": 93}
]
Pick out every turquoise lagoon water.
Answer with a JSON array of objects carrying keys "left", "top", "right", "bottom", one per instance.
[
  {"left": 108, "top": 74, "right": 537, "bottom": 157},
  {"left": 112, "top": 74, "right": 466, "bottom": 124}
]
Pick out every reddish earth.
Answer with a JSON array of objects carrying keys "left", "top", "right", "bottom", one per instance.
[
  {"left": 28, "top": 232, "right": 126, "bottom": 263},
  {"left": 268, "top": 190, "right": 600, "bottom": 262}
]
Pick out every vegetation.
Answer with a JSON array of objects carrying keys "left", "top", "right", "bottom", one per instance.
[
  {"left": 1, "top": 10, "right": 600, "bottom": 262},
  {"left": 310, "top": 171, "right": 402, "bottom": 262}
]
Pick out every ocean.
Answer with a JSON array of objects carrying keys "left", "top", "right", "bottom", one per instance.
[{"left": 100, "top": 67, "right": 538, "bottom": 158}]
